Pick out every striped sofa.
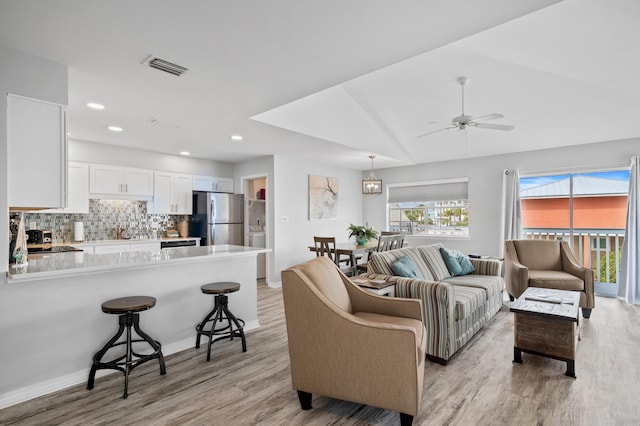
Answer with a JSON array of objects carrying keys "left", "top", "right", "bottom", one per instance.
[{"left": 360, "top": 243, "right": 504, "bottom": 364}]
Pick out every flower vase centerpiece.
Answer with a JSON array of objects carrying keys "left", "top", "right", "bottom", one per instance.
[{"left": 347, "top": 224, "right": 379, "bottom": 246}]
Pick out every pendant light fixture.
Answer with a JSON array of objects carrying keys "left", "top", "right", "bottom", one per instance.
[{"left": 362, "top": 155, "right": 382, "bottom": 194}]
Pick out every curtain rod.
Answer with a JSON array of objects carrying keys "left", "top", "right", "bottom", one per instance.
[{"left": 519, "top": 160, "right": 631, "bottom": 177}]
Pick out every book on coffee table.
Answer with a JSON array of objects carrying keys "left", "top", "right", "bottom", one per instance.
[{"left": 352, "top": 278, "right": 392, "bottom": 289}]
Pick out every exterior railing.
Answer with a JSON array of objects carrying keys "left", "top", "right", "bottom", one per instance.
[{"left": 522, "top": 228, "right": 625, "bottom": 287}]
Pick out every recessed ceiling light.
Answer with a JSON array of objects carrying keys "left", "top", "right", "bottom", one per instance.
[
  {"left": 230, "top": 135, "right": 243, "bottom": 141},
  {"left": 86, "top": 102, "right": 105, "bottom": 110},
  {"left": 107, "top": 126, "right": 123, "bottom": 132},
  {"left": 180, "top": 151, "right": 190, "bottom": 156}
]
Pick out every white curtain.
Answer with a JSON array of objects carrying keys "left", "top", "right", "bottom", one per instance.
[
  {"left": 500, "top": 169, "right": 522, "bottom": 256},
  {"left": 618, "top": 156, "right": 640, "bottom": 304}
]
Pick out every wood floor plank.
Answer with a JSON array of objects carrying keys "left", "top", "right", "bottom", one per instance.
[{"left": 1, "top": 283, "right": 639, "bottom": 425}]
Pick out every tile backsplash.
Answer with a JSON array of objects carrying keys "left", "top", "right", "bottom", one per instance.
[{"left": 18, "top": 200, "right": 189, "bottom": 242}]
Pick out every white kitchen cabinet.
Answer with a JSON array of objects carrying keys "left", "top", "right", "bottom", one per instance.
[
  {"left": 129, "top": 242, "right": 161, "bottom": 252},
  {"left": 193, "top": 175, "right": 215, "bottom": 191},
  {"left": 65, "top": 162, "right": 90, "bottom": 213},
  {"left": 192, "top": 175, "right": 234, "bottom": 193},
  {"left": 93, "top": 244, "right": 131, "bottom": 254},
  {"left": 40, "top": 161, "right": 89, "bottom": 214},
  {"left": 7, "top": 94, "right": 66, "bottom": 209},
  {"left": 153, "top": 171, "right": 193, "bottom": 214},
  {"left": 214, "top": 177, "right": 234, "bottom": 193},
  {"left": 89, "top": 164, "right": 154, "bottom": 196}
]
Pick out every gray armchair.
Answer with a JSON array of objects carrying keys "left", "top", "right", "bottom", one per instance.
[
  {"left": 504, "top": 239, "right": 594, "bottom": 318},
  {"left": 281, "top": 256, "right": 426, "bottom": 425}
]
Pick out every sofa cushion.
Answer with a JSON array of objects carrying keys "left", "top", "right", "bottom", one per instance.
[
  {"left": 391, "top": 256, "right": 423, "bottom": 279},
  {"left": 528, "top": 270, "right": 584, "bottom": 291},
  {"left": 416, "top": 244, "right": 451, "bottom": 281},
  {"left": 443, "top": 274, "right": 504, "bottom": 301},
  {"left": 368, "top": 247, "right": 436, "bottom": 280},
  {"left": 440, "top": 247, "right": 475, "bottom": 276},
  {"left": 452, "top": 285, "right": 486, "bottom": 321}
]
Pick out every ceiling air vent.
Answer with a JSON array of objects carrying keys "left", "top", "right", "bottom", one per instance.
[{"left": 143, "top": 55, "right": 188, "bottom": 76}]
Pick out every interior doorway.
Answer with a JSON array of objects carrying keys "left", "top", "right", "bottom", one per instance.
[{"left": 243, "top": 175, "right": 268, "bottom": 282}]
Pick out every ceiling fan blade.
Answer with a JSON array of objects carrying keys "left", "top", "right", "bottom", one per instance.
[
  {"left": 475, "top": 123, "right": 515, "bottom": 131},
  {"left": 472, "top": 113, "right": 503, "bottom": 122},
  {"left": 416, "top": 125, "right": 457, "bottom": 138}
]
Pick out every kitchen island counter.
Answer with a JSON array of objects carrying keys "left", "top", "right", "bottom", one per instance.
[
  {"left": 0, "top": 245, "right": 267, "bottom": 409},
  {"left": 7, "top": 244, "right": 258, "bottom": 282}
]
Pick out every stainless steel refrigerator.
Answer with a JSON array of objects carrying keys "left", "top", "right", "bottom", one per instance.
[{"left": 190, "top": 191, "right": 244, "bottom": 246}]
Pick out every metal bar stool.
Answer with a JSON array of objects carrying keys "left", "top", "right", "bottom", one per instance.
[
  {"left": 195, "top": 282, "right": 247, "bottom": 361},
  {"left": 87, "top": 296, "right": 166, "bottom": 398}
]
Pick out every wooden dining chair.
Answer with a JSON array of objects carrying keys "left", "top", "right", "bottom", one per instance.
[
  {"left": 313, "top": 237, "right": 357, "bottom": 276},
  {"left": 355, "top": 234, "right": 397, "bottom": 273}
]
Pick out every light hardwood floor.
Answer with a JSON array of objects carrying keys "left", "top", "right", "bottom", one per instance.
[{"left": 1, "top": 284, "right": 639, "bottom": 425}]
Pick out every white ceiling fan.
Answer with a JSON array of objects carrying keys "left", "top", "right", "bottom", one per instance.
[{"left": 417, "top": 77, "right": 515, "bottom": 138}]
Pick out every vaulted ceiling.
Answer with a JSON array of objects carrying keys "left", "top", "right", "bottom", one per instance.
[{"left": 1, "top": 0, "right": 638, "bottom": 170}]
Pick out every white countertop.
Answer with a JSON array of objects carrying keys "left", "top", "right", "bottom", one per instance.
[{"left": 6, "top": 245, "right": 268, "bottom": 283}]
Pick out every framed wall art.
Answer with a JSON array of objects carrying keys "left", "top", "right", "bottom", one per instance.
[{"left": 308, "top": 175, "right": 338, "bottom": 220}]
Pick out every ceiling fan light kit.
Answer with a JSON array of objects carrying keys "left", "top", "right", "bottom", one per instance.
[
  {"left": 362, "top": 155, "right": 382, "bottom": 195},
  {"left": 417, "top": 76, "right": 515, "bottom": 138}
]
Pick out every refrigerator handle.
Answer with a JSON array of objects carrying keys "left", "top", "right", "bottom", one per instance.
[
  {"left": 210, "top": 197, "right": 216, "bottom": 224},
  {"left": 209, "top": 225, "right": 215, "bottom": 246}
]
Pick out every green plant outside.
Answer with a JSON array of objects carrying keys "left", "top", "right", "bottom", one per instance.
[{"left": 598, "top": 249, "right": 620, "bottom": 284}]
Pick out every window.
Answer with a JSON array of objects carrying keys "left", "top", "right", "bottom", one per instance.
[
  {"left": 387, "top": 179, "right": 469, "bottom": 237},
  {"left": 519, "top": 169, "right": 630, "bottom": 295}
]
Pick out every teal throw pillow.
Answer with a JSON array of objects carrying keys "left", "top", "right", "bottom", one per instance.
[
  {"left": 440, "top": 247, "right": 462, "bottom": 276},
  {"left": 457, "top": 252, "right": 476, "bottom": 275},
  {"left": 440, "top": 247, "right": 476, "bottom": 276},
  {"left": 391, "top": 255, "right": 423, "bottom": 279}
]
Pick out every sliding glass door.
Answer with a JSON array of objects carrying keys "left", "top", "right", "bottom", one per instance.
[{"left": 519, "top": 170, "right": 630, "bottom": 296}]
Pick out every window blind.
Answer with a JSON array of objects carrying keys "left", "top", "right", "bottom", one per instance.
[{"left": 388, "top": 181, "right": 468, "bottom": 203}]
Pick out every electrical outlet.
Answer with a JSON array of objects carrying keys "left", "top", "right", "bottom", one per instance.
[{"left": 29, "top": 221, "right": 37, "bottom": 229}]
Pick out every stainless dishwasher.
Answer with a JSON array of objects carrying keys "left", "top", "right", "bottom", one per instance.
[{"left": 160, "top": 240, "right": 197, "bottom": 249}]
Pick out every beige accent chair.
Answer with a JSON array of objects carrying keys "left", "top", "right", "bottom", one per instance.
[
  {"left": 504, "top": 240, "right": 595, "bottom": 318},
  {"left": 281, "top": 256, "right": 426, "bottom": 425}
]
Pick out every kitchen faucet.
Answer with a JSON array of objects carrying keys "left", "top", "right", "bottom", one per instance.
[{"left": 116, "top": 226, "right": 126, "bottom": 240}]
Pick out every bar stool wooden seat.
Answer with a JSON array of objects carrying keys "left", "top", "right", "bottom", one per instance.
[
  {"left": 195, "top": 282, "right": 247, "bottom": 361},
  {"left": 87, "top": 296, "right": 166, "bottom": 398}
]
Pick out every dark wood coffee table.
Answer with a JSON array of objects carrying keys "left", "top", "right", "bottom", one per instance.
[{"left": 510, "top": 287, "right": 580, "bottom": 378}]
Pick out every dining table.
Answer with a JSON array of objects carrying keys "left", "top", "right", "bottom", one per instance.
[{"left": 308, "top": 240, "right": 380, "bottom": 276}]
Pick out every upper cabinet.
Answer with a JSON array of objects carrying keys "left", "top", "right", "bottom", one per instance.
[
  {"left": 193, "top": 175, "right": 234, "bottom": 193},
  {"left": 152, "top": 171, "right": 193, "bottom": 214},
  {"left": 89, "top": 164, "right": 154, "bottom": 197},
  {"left": 41, "top": 161, "right": 89, "bottom": 214},
  {"left": 7, "top": 94, "right": 66, "bottom": 209},
  {"left": 65, "top": 162, "right": 90, "bottom": 213}
]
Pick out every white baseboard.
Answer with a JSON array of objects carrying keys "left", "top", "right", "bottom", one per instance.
[
  {"left": 267, "top": 281, "right": 282, "bottom": 288},
  {"left": 0, "top": 320, "right": 260, "bottom": 410}
]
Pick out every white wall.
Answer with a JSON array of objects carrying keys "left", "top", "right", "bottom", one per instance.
[
  {"left": 1, "top": 46, "right": 68, "bottom": 278},
  {"left": 364, "top": 138, "right": 639, "bottom": 257},
  {"left": 69, "top": 139, "right": 233, "bottom": 177},
  {"left": 273, "top": 155, "right": 364, "bottom": 284}
]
